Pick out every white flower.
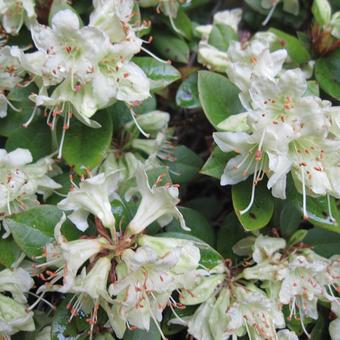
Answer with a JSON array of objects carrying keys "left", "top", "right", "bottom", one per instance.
[
  {"left": 213, "top": 8, "right": 242, "bottom": 32},
  {"left": 277, "top": 329, "right": 299, "bottom": 340},
  {"left": 225, "top": 284, "right": 285, "bottom": 339},
  {"left": 89, "top": 0, "right": 140, "bottom": 44},
  {"left": 252, "top": 234, "right": 286, "bottom": 263},
  {"left": 0, "top": 148, "right": 61, "bottom": 217},
  {"left": 0, "top": 0, "right": 36, "bottom": 35},
  {"left": 277, "top": 250, "right": 329, "bottom": 328},
  {"left": 126, "top": 167, "right": 188, "bottom": 235},
  {"left": 0, "top": 267, "right": 34, "bottom": 304},
  {"left": 36, "top": 214, "right": 110, "bottom": 292},
  {"left": 58, "top": 172, "right": 120, "bottom": 231},
  {"left": 0, "top": 46, "right": 26, "bottom": 118},
  {"left": 0, "top": 293, "right": 35, "bottom": 337},
  {"left": 30, "top": 9, "right": 106, "bottom": 86},
  {"left": 197, "top": 41, "right": 229, "bottom": 72},
  {"left": 226, "top": 32, "right": 287, "bottom": 92},
  {"left": 92, "top": 42, "right": 150, "bottom": 105},
  {"left": 330, "top": 11, "right": 340, "bottom": 39}
]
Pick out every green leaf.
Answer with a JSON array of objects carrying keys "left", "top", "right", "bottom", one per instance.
[
  {"left": 175, "top": 72, "right": 200, "bottom": 109},
  {"left": 270, "top": 28, "right": 311, "bottom": 64},
  {"left": 294, "top": 195, "right": 340, "bottom": 233},
  {"left": 165, "top": 145, "right": 203, "bottom": 184},
  {"left": 62, "top": 110, "right": 113, "bottom": 175},
  {"left": 5, "top": 205, "right": 81, "bottom": 258},
  {"left": 0, "top": 100, "right": 35, "bottom": 138},
  {"left": 208, "top": 24, "right": 238, "bottom": 52},
  {"left": 216, "top": 212, "right": 247, "bottom": 261},
  {"left": 279, "top": 201, "right": 301, "bottom": 238},
  {"left": 232, "top": 178, "right": 274, "bottom": 231},
  {"left": 123, "top": 320, "right": 161, "bottom": 340},
  {"left": 6, "top": 119, "right": 52, "bottom": 161},
  {"left": 304, "top": 228, "right": 340, "bottom": 258},
  {"left": 151, "top": 30, "right": 190, "bottom": 64},
  {"left": 133, "top": 57, "right": 181, "bottom": 90},
  {"left": 315, "top": 49, "right": 340, "bottom": 100},
  {"left": 198, "top": 71, "right": 243, "bottom": 129},
  {"left": 0, "top": 238, "right": 22, "bottom": 268},
  {"left": 172, "top": 8, "right": 193, "bottom": 40},
  {"left": 200, "top": 147, "right": 234, "bottom": 179},
  {"left": 166, "top": 207, "right": 215, "bottom": 246},
  {"left": 51, "top": 297, "right": 88, "bottom": 340}
]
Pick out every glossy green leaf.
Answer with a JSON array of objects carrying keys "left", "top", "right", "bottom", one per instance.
[
  {"left": 279, "top": 201, "right": 301, "bottom": 238},
  {"left": 166, "top": 207, "right": 215, "bottom": 246},
  {"left": 216, "top": 212, "right": 247, "bottom": 261},
  {"left": 232, "top": 178, "right": 274, "bottom": 231},
  {"left": 200, "top": 147, "right": 234, "bottom": 179},
  {"left": 176, "top": 72, "right": 200, "bottom": 109},
  {"left": 315, "top": 49, "right": 340, "bottom": 100},
  {"left": 152, "top": 30, "right": 190, "bottom": 64},
  {"left": 304, "top": 228, "right": 340, "bottom": 258},
  {"left": 133, "top": 57, "right": 181, "bottom": 90},
  {"left": 172, "top": 8, "right": 193, "bottom": 40},
  {"left": 208, "top": 24, "right": 238, "bottom": 52},
  {"left": 123, "top": 320, "right": 161, "bottom": 340},
  {"left": 165, "top": 145, "right": 203, "bottom": 184},
  {"left": 6, "top": 119, "right": 52, "bottom": 161},
  {"left": 5, "top": 205, "right": 81, "bottom": 258},
  {"left": 270, "top": 28, "right": 311, "bottom": 64},
  {"left": 62, "top": 110, "right": 113, "bottom": 175},
  {"left": 0, "top": 238, "right": 22, "bottom": 268},
  {"left": 198, "top": 71, "right": 243, "bottom": 129}
]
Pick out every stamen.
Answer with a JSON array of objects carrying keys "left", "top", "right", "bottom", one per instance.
[
  {"left": 262, "top": 3, "right": 278, "bottom": 26},
  {"left": 128, "top": 107, "right": 150, "bottom": 138},
  {"left": 141, "top": 46, "right": 171, "bottom": 64},
  {"left": 300, "top": 165, "right": 308, "bottom": 220},
  {"left": 22, "top": 106, "right": 38, "bottom": 128},
  {"left": 327, "top": 194, "right": 336, "bottom": 224},
  {"left": 240, "top": 161, "right": 259, "bottom": 215}
]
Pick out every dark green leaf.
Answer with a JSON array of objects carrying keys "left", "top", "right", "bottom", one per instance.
[
  {"left": 200, "top": 147, "right": 234, "bottom": 180},
  {"left": 315, "top": 49, "right": 340, "bottom": 100},
  {"left": 165, "top": 145, "right": 203, "bottom": 185},
  {"left": 172, "top": 8, "right": 193, "bottom": 40},
  {"left": 232, "top": 178, "right": 274, "bottom": 231},
  {"left": 279, "top": 201, "right": 301, "bottom": 238},
  {"left": 123, "top": 320, "right": 161, "bottom": 340},
  {"left": 198, "top": 71, "right": 243, "bottom": 129},
  {"left": 176, "top": 72, "right": 200, "bottom": 109},
  {"left": 0, "top": 238, "right": 22, "bottom": 268},
  {"left": 208, "top": 24, "right": 238, "bottom": 52},
  {"left": 166, "top": 207, "right": 215, "bottom": 246},
  {"left": 62, "top": 110, "right": 113, "bottom": 175},
  {"left": 304, "top": 228, "right": 340, "bottom": 258},
  {"left": 6, "top": 119, "right": 52, "bottom": 161},
  {"left": 152, "top": 30, "right": 190, "bottom": 64},
  {"left": 270, "top": 28, "right": 311, "bottom": 64},
  {"left": 133, "top": 57, "right": 181, "bottom": 90},
  {"left": 5, "top": 205, "right": 81, "bottom": 258}
]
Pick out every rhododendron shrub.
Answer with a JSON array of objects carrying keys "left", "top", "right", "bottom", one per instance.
[{"left": 0, "top": 0, "right": 339, "bottom": 339}]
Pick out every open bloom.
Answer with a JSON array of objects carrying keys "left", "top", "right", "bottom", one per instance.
[
  {"left": 0, "top": 266, "right": 35, "bottom": 338},
  {"left": 108, "top": 235, "right": 201, "bottom": 338},
  {"left": 126, "top": 167, "right": 188, "bottom": 235},
  {"left": 58, "top": 172, "right": 120, "bottom": 231},
  {"left": 36, "top": 214, "right": 110, "bottom": 293},
  {"left": 30, "top": 9, "right": 106, "bottom": 86},
  {"left": 0, "top": 148, "right": 61, "bottom": 217},
  {"left": 226, "top": 32, "right": 287, "bottom": 93},
  {"left": 0, "top": 0, "right": 35, "bottom": 35}
]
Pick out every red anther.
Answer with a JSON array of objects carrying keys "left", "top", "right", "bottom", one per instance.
[
  {"left": 314, "top": 166, "right": 322, "bottom": 171},
  {"left": 65, "top": 46, "right": 72, "bottom": 54},
  {"left": 63, "top": 124, "right": 69, "bottom": 130},
  {"left": 255, "top": 149, "right": 262, "bottom": 161},
  {"left": 123, "top": 72, "right": 129, "bottom": 78},
  {"left": 74, "top": 84, "right": 81, "bottom": 92}
]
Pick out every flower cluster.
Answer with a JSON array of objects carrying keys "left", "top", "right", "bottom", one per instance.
[
  {"left": 0, "top": 148, "right": 60, "bottom": 219},
  {"left": 199, "top": 8, "right": 340, "bottom": 219},
  {"left": 34, "top": 170, "right": 202, "bottom": 339},
  {"left": 172, "top": 234, "right": 340, "bottom": 340}
]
